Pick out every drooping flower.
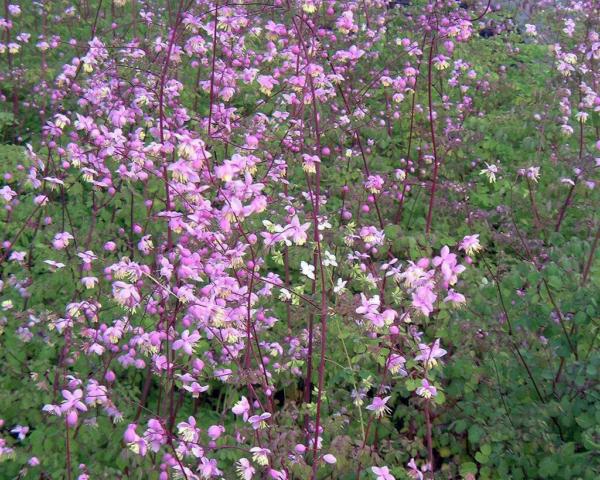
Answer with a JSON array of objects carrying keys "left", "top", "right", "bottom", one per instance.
[
  {"left": 177, "top": 416, "right": 199, "bottom": 443},
  {"left": 366, "top": 396, "right": 391, "bottom": 418},
  {"left": 386, "top": 354, "right": 407, "bottom": 376},
  {"left": 302, "top": 154, "right": 321, "bottom": 174},
  {"left": 416, "top": 379, "right": 438, "bottom": 399},
  {"left": 288, "top": 215, "right": 311, "bottom": 245},
  {"left": 524, "top": 24, "right": 538, "bottom": 36},
  {"left": 81, "top": 277, "right": 98, "bottom": 289},
  {"left": 479, "top": 163, "right": 499, "bottom": 183},
  {"left": 112, "top": 281, "right": 141, "bottom": 311},
  {"left": 236, "top": 458, "right": 255, "bottom": 480},
  {"left": 248, "top": 412, "right": 271, "bottom": 430},
  {"left": 444, "top": 289, "right": 466, "bottom": 305},
  {"left": 414, "top": 339, "right": 447, "bottom": 369},
  {"left": 250, "top": 447, "right": 271, "bottom": 466},
  {"left": 459, "top": 234, "right": 482, "bottom": 256}
]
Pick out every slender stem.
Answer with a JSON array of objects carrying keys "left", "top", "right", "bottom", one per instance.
[
  {"left": 424, "top": 401, "right": 434, "bottom": 478},
  {"left": 425, "top": 36, "right": 439, "bottom": 236},
  {"left": 555, "top": 114, "right": 585, "bottom": 232},
  {"left": 65, "top": 420, "right": 72, "bottom": 480},
  {"left": 581, "top": 223, "right": 600, "bottom": 285},
  {"left": 207, "top": 0, "right": 219, "bottom": 137}
]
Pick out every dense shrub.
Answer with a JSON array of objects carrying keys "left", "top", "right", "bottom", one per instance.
[{"left": 0, "top": 1, "right": 599, "bottom": 479}]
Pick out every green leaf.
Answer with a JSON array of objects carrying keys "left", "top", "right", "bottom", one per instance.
[
  {"left": 475, "top": 451, "right": 489, "bottom": 464},
  {"left": 538, "top": 457, "right": 558, "bottom": 476},
  {"left": 468, "top": 424, "right": 484, "bottom": 444},
  {"left": 460, "top": 462, "right": 478, "bottom": 476}
]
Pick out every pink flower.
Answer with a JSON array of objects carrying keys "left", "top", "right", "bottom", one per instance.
[
  {"left": 198, "top": 457, "right": 222, "bottom": 477},
  {"left": 123, "top": 424, "right": 139, "bottom": 443},
  {"left": 173, "top": 329, "right": 201, "bottom": 355},
  {"left": 0, "top": 185, "right": 16, "bottom": 202},
  {"left": 459, "top": 234, "right": 482, "bottom": 256},
  {"left": 386, "top": 354, "right": 407, "bottom": 376},
  {"left": 52, "top": 232, "right": 74, "bottom": 250},
  {"left": 288, "top": 215, "right": 310, "bottom": 245},
  {"left": 407, "top": 458, "right": 429, "bottom": 480},
  {"left": 144, "top": 419, "right": 166, "bottom": 452},
  {"left": 232, "top": 396, "right": 250, "bottom": 421},
  {"left": 207, "top": 425, "right": 225, "bottom": 440},
  {"left": 112, "top": 281, "right": 141, "bottom": 310},
  {"left": 364, "top": 174, "right": 384, "bottom": 194},
  {"left": 182, "top": 382, "right": 209, "bottom": 398},
  {"left": 444, "top": 289, "right": 465, "bottom": 305},
  {"left": 356, "top": 294, "right": 380, "bottom": 316},
  {"left": 177, "top": 417, "right": 199, "bottom": 443},
  {"left": 412, "top": 285, "right": 437, "bottom": 316},
  {"left": 257, "top": 75, "right": 278, "bottom": 95},
  {"left": 302, "top": 154, "right": 321, "bottom": 174},
  {"left": 414, "top": 339, "right": 447, "bottom": 368},
  {"left": 248, "top": 412, "right": 271, "bottom": 430},
  {"left": 60, "top": 389, "right": 87, "bottom": 414},
  {"left": 372, "top": 466, "right": 395, "bottom": 480}
]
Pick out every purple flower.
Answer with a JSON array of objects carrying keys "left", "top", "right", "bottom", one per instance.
[
  {"left": 416, "top": 379, "right": 438, "bottom": 399},
  {"left": 10, "top": 425, "right": 29, "bottom": 441}
]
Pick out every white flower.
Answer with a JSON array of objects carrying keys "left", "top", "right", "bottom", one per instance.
[
  {"left": 279, "top": 288, "right": 292, "bottom": 302},
  {"left": 318, "top": 219, "right": 332, "bottom": 231},
  {"left": 300, "top": 261, "right": 315, "bottom": 280},
  {"left": 236, "top": 458, "right": 255, "bottom": 480},
  {"left": 333, "top": 278, "right": 347, "bottom": 295},
  {"left": 250, "top": 447, "right": 270, "bottom": 466},
  {"left": 44, "top": 260, "right": 66, "bottom": 270},
  {"left": 81, "top": 277, "right": 98, "bottom": 289},
  {"left": 526, "top": 166, "right": 540, "bottom": 182},
  {"left": 322, "top": 251, "right": 337, "bottom": 267},
  {"left": 525, "top": 24, "right": 537, "bottom": 36}
]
